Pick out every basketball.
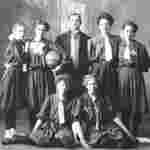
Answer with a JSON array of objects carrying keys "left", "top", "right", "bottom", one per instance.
[{"left": 45, "top": 50, "right": 62, "bottom": 69}]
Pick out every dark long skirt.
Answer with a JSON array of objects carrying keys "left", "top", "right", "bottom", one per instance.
[
  {"left": 82, "top": 121, "right": 134, "bottom": 148},
  {"left": 29, "top": 120, "right": 74, "bottom": 147},
  {"left": 27, "top": 69, "right": 55, "bottom": 129},
  {"left": 0, "top": 67, "right": 25, "bottom": 112},
  {"left": 92, "top": 61, "right": 118, "bottom": 111},
  {"left": 118, "top": 67, "right": 148, "bottom": 135},
  {"left": 27, "top": 69, "right": 55, "bottom": 112}
]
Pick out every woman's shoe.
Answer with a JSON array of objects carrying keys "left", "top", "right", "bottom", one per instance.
[{"left": 1, "top": 129, "right": 16, "bottom": 145}]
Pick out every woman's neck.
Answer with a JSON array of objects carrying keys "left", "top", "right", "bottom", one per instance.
[
  {"left": 71, "top": 29, "right": 80, "bottom": 35},
  {"left": 101, "top": 31, "right": 110, "bottom": 38},
  {"left": 124, "top": 38, "right": 130, "bottom": 45},
  {"left": 34, "top": 35, "right": 42, "bottom": 42},
  {"left": 57, "top": 92, "right": 66, "bottom": 101},
  {"left": 88, "top": 92, "right": 97, "bottom": 102},
  {"left": 15, "top": 37, "right": 23, "bottom": 41}
]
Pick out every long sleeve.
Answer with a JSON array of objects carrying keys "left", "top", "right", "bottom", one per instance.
[
  {"left": 72, "top": 97, "right": 82, "bottom": 122},
  {"left": 55, "top": 35, "right": 74, "bottom": 75},
  {"left": 101, "top": 97, "right": 115, "bottom": 122},
  {"left": 55, "top": 36, "right": 66, "bottom": 58},
  {"left": 41, "top": 39, "right": 51, "bottom": 68},
  {"left": 4, "top": 41, "right": 15, "bottom": 64},
  {"left": 88, "top": 38, "right": 100, "bottom": 73},
  {"left": 139, "top": 45, "right": 150, "bottom": 72},
  {"left": 4, "top": 40, "right": 25, "bottom": 65},
  {"left": 36, "top": 96, "right": 51, "bottom": 121},
  {"left": 23, "top": 40, "right": 31, "bottom": 67},
  {"left": 88, "top": 38, "right": 98, "bottom": 63}
]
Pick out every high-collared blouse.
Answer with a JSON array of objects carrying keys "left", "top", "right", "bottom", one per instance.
[
  {"left": 118, "top": 39, "right": 150, "bottom": 72},
  {"left": 88, "top": 34, "right": 120, "bottom": 66},
  {"left": 72, "top": 92, "right": 114, "bottom": 130},
  {"left": 5, "top": 39, "right": 26, "bottom": 66}
]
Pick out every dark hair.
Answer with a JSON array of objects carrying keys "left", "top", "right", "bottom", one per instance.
[
  {"left": 33, "top": 19, "right": 50, "bottom": 32},
  {"left": 82, "top": 74, "right": 98, "bottom": 87},
  {"left": 12, "top": 22, "right": 25, "bottom": 32},
  {"left": 122, "top": 20, "right": 138, "bottom": 33},
  {"left": 68, "top": 12, "right": 82, "bottom": 24},
  {"left": 97, "top": 12, "right": 114, "bottom": 26}
]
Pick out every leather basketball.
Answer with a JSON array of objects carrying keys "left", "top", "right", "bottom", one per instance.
[{"left": 45, "top": 50, "right": 61, "bottom": 68}]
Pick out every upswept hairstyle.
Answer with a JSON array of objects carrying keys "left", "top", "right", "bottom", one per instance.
[
  {"left": 33, "top": 19, "right": 50, "bottom": 32},
  {"left": 68, "top": 12, "right": 82, "bottom": 24},
  {"left": 122, "top": 20, "right": 138, "bottom": 33},
  {"left": 97, "top": 12, "right": 114, "bottom": 26}
]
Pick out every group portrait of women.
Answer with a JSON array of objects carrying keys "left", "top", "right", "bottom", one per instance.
[{"left": 0, "top": 10, "right": 150, "bottom": 149}]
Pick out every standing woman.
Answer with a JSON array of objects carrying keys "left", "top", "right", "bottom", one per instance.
[
  {"left": 0, "top": 23, "right": 27, "bottom": 144},
  {"left": 118, "top": 20, "right": 150, "bottom": 136},
  {"left": 88, "top": 12, "right": 120, "bottom": 113},
  {"left": 25, "top": 20, "right": 55, "bottom": 129}
]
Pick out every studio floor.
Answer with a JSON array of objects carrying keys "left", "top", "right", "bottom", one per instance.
[{"left": 0, "top": 110, "right": 150, "bottom": 150}]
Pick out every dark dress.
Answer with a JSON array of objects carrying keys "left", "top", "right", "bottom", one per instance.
[
  {"left": 118, "top": 40, "right": 150, "bottom": 135},
  {"left": 25, "top": 39, "right": 55, "bottom": 129},
  {"left": 26, "top": 39, "right": 55, "bottom": 112},
  {"left": 55, "top": 31, "right": 90, "bottom": 78},
  {"left": 0, "top": 39, "right": 26, "bottom": 112},
  {"left": 72, "top": 92, "right": 129, "bottom": 148},
  {"left": 30, "top": 94, "right": 74, "bottom": 147},
  {"left": 55, "top": 31, "right": 90, "bottom": 96},
  {"left": 0, "top": 39, "right": 27, "bottom": 129},
  {"left": 88, "top": 34, "right": 120, "bottom": 112}
]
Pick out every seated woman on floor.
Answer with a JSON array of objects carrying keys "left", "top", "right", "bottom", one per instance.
[
  {"left": 72, "top": 74, "right": 138, "bottom": 148},
  {"left": 29, "top": 74, "right": 76, "bottom": 147}
]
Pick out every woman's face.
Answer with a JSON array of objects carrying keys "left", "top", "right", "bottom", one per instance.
[
  {"left": 69, "top": 15, "right": 81, "bottom": 32},
  {"left": 35, "top": 24, "right": 46, "bottom": 38},
  {"left": 123, "top": 25, "right": 136, "bottom": 41},
  {"left": 86, "top": 78, "right": 98, "bottom": 95},
  {"left": 14, "top": 25, "right": 25, "bottom": 40},
  {"left": 56, "top": 80, "right": 69, "bottom": 95},
  {"left": 98, "top": 18, "right": 111, "bottom": 35}
]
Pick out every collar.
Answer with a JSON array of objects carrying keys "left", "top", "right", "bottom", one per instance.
[
  {"left": 120, "top": 39, "right": 136, "bottom": 47},
  {"left": 69, "top": 30, "right": 81, "bottom": 36},
  {"left": 96, "top": 33, "right": 113, "bottom": 39},
  {"left": 56, "top": 93, "right": 68, "bottom": 104},
  {"left": 87, "top": 93, "right": 99, "bottom": 103},
  {"left": 14, "top": 39, "right": 24, "bottom": 42},
  {"left": 32, "top": 37, "right": 46, "bottom": 43},
  {"left": 94, "top": 33, "right": 114, "bottom": 45}
]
